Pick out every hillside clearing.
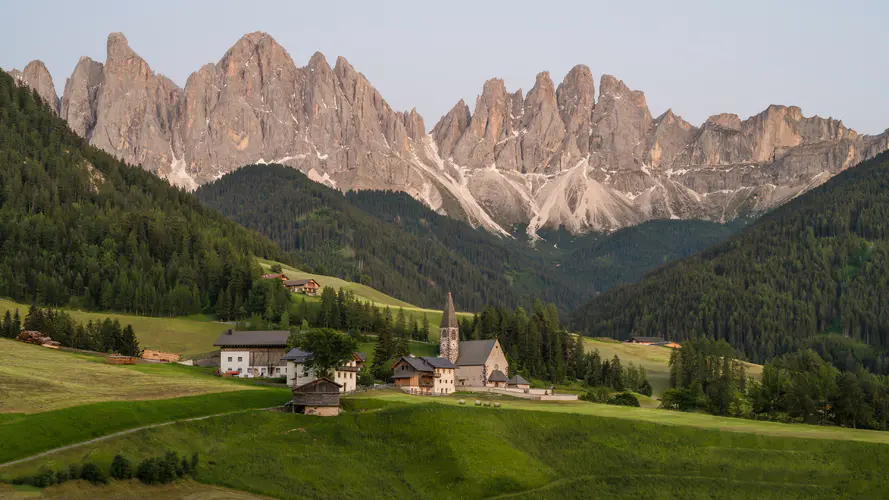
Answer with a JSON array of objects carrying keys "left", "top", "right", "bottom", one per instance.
[{"left": 0, "top": 339, "right": 260, "bottom": 413}]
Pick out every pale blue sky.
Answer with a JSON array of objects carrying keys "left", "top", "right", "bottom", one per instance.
[{"left": 3, "top": 0, "right": 887, "bottom": 133}]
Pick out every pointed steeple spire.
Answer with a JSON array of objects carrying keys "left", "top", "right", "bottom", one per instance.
[{"left": 441, "top": 292, "right": 457, "bottom": 328}]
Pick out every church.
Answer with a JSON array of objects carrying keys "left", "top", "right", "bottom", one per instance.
[{"left": 439, "top": 292, "right": 510, "bottom": 388}]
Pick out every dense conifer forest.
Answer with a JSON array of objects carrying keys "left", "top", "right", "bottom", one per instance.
[
  {"left": 572, "top": 151, "right": 889, "bottom": 362},
  {"left": 196, "top": 164, "right": 738, "bottom": 311},
  {"left": 0, "top": 70, "right": 288, "bottom": 316}
]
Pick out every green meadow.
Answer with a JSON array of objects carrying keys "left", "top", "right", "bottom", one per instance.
[{"left": 3, "top": 398, "right": 889, "bottom": 499}]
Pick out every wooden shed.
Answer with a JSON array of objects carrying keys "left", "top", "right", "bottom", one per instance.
[
  {"left": 106, "top": 355, "right": 138, "bottom": 365},
  {"left": 291, "top": 378, "right": 343, "bottom": 416}
]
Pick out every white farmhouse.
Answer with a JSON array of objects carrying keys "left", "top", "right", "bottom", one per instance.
[{"left": 214, "top": 329, "right": 290, "bottom": 378}]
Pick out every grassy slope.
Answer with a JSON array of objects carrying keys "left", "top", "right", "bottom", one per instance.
[
  {"left": 0, "top": 340, "right": 269, "bottom": 414},
  {"left": 0, "top": 299, "right": 225, "bottom": 358},
  {"left": 357, "top": 340, "right": 439, "bottom": 365},
  {"left": 582, "top": 337, "right": 763, "bottom": 398},
  {"left": 0, "top": 480, "right": 274, "bottom": 499},
  {"left": 260, "top": 258, "right": 473, "bottom": 342},
  {"left": 3, "top": 400, "right": 888, "bottom": 499}
]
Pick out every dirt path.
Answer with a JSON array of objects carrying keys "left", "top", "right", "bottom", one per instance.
[{"left": 0, "top": 406, "right": 281, "bottom": 469}]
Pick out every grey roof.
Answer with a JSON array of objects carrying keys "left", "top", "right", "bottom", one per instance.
[
  {"left": 282, "top": 348, "right": 313, "bottom": 363},
  {"left": 355, "top": 352, "right": 367, "bottom": 362},
  {"left": 214, "top": 330, "right": 290, "bottom": 347},
  {"left": 284, "top": 279, "right": 316, "bottom": 287},
  {"left": 456, "top": 339, "right": 497, "bottom": 366},
  {"left": 488, "top": 370, "right": 508, "bottom": 382},
  {"left": 394, "top": 355, "right": 455, "bottom": 372},
  {"left": 392, "top": 370, "right": 419, "bottom": 379},
  {"left": 421, "top": 356, "right": 456, "bottom": 369},
  {"left": 440, "top": 292, "right": 458, "bottom": 328},
  {"left": 508, "top": 375, "right": 530, "bottom": 386}
]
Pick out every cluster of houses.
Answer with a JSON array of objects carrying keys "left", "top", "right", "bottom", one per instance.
[
  {"left": 213, "top": 292, "right": 538, "bottom": 416},
  {"left": 261, "top": 273, "right": 321, "bottom": 296}
]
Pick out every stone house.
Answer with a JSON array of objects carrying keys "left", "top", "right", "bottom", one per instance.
[
  {"left": 455, "top": 339, "right": 509, "bottom": 388},
  {"left": 214, "top": 329, "right": 290, "bottom": 378},
  {"left": 392, "top": 356, "right": 456, "bottom": 395},
  {"left": 283, "top": 348, "right": 365, "bottom": 392}
]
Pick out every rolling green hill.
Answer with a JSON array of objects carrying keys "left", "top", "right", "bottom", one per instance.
[
  {"left": 5, "top": 397, "right": 889, "bottom": 499},
  {"left": 572, "top": 151, "right": 889, "bottom": 363}
]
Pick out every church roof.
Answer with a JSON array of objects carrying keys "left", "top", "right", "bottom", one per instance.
[
  {"left": 456, "top": 339, "right": 497, "bottom": 366},
  {"left": 440, "top": 292, "right": 458, "bottom": 328},
  {"left": 488, "top": 370, "right": 508, "bottom": 382}
]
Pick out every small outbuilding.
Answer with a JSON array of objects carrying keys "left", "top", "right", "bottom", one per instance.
[
  {"left": 487, "top": 369, "right": 508, "bottom": 388},
  {"left": 291, "top": 378, "right": 343, "bottom": 417},
  {"left": 507, "top": 374, "right": 531, "bottom": 390},
  {"left": 628, "top": 336, "right": 665, "bottom": 345}
]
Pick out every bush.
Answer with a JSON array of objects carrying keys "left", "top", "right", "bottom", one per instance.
[
  {"left": 137, "top": 457, "right": 162, "bottom": 484},
  {"left": 606, "top": 392, "right": 641, "bottom": 407},
  {"left": 638, "top": 379, "right": 653, "bottom": 397},
  {"left": 80, "top": 462, "right": 107, "bottom": 484},
  {"left": 660, "top": 387, "right": 701, "bottom": 411},
  {"left": 110, "top": 454, "right": 132, "bottom": 480},
  {"left": 579, "top": 386, "right": 611, "bottom": 403},
  {"left": 32, "top": 466, "right": 56, "bottom": 488}
]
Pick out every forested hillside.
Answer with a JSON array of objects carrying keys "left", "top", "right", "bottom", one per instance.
[
  {"left": 196, "top": 165, "right": 740, "bottom": 311},
  {"left": 572, "top": 151, "right": 889, "bottom": 362},
  {"left": 0, "top": 70, "right": 288, "bottom": 315}
]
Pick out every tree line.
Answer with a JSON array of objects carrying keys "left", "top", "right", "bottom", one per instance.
[
  {"left": 572, "top": 151, "right": 889, "bottom": 363},
  {"left": 1, "top": 305, "right": 140, "bottom": 356},
  {"left": 662, "top": 338, "right": 889, "bottom": 431}
]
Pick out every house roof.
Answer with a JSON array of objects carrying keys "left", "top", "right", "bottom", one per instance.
[
  {"left": 440, "top": 292, "right": 458, "bottom": 328},
  {"left": 456, "top": 339, "right": 497, "bottom": 366},
  {"left": 261, "top": 273, "right": 286, "bottom": 279},
  {"left": 293, "top": 377, "right": 342, "bottom": 391},
  {"left": 488, "top": 370, "right": 508, "bottom": 382},
  {"left": 355, "top": 352, "right": 367, "bottom": 362},
  {"left": 213, "top": 330, "right": 290, "bottom": 348},
  {"left": 393, "top": 355, "right": 455, "bottom": 372},
  {"left": 284, "top": 279, "right": 317, "bottom": 287},
  {"left": 421, "top": 356, "right": 456, "bottom": 369},
  {"left": 392, "top": 370, "right": 419, "bottom": 379},
  {"left": 631, "top": 336, "right": 665, "bottom": 343},
  {"left": 508, "top": 375, "right": 530, "bottom": 386},
  {"left": 283, "top": 348, "right": 313, "bottom": 363}
]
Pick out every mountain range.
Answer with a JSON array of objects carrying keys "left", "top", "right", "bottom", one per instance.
[{"left": 9, "top": 31, "right": 889, "bottom": 236}]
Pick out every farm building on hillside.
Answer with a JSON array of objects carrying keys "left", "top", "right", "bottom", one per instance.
[
  {"left": 283, "top": 348, "right": 366, "bottom": 392},
  {"left": 628, "top": 336, "right": 665, "bottom": 345},
  {"left": 214, "top": 329, "right": 290, "bottom": 378},
  {"left": 291, "top": 378, "right": 342, "bottom": 416},
  {"left": 392, "top": 356, "right": 456, "bottom": 395},
  {"left": 262, "top": 273, "right": 289, "bottom": 282},
  {"left": 283, "top": 278, "right": 320, "bottom": 295},
  {"left": 141, "top": 349, "right": 181, "bottom": 362}
]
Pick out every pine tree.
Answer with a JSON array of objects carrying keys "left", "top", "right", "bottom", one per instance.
[{"left": 421, "top": 314, "right": 430, "bottom": 342}]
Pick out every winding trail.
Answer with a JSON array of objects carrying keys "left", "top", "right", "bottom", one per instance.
[{"left": 0, "top": 406, "right": 281, "bottom": 469}]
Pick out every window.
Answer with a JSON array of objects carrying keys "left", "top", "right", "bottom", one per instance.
[
  {"left": 227, "top": 357, "right": 232, "bottom": 362},
  {"left": 238, "top": 357, "right": 243, "bottom": 362},
  {"left": 237, "top": 368, "right": 242, "bottom": 373}
]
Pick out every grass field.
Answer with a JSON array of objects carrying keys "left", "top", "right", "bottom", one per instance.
[
  {"left": 0, "top": 340, "right": 262, "bottom": 414},
  {"left": 357, "top": 339, "right": 439, "bottom": 365},
  {"left": 4, "top": 398, "right": 889, "bottom": 499},
  {"left": 582, "top": 337, "right": 763, "bottom": 398},
  {"left": 0, "top": 299, "right": 226, "bottom": 358},
  {"left": 0, "top": 480, "right": 273, "bottom": 499}
]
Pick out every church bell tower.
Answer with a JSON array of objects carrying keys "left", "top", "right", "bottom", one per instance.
[{"left": 440, "top": 292, "right": 459, "bottom": 363}]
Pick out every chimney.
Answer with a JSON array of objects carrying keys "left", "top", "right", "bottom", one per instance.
[{"left": 227, "top": 329, "right": 233, "bottom": 335}]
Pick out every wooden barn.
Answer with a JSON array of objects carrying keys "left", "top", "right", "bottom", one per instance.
[
  {"left": 283, "top": 278, "right": 320, "bottom": 296},
  {"left": 291, "top": 378, "right": 342, "bottom": 416}
]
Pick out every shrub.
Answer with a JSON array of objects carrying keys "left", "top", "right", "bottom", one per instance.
[
  {"left": 190, "top": 452, "right": 199, "bottom": 474},
  {"left": 606, "top": 392, "right": 641, "bottom": 407},
  {"left": 660, "top": 387, "right": 700, "bottom": 411},
  {"left": 67, "top": 463, "right": 82, "bottom": 481},
  {"left": 110, "top": 454, "right": 132, "bottom": 480},
  {"left": 639, "top": 379, "right": 653, "bottom": 397},
  {"left": 80, "top": 462, "right": 107, "bottom": 484},
  {"left": 580, "top": 387, "right": 611, "bottom": 403},
  {"left": 137, "top": 457, "right": 161, "bottom": 484},
  {"left": 33, "top": 466, "right": 56, "bottom": 488}
]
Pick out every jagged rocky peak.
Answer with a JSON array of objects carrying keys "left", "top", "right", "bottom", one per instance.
[
  {"left": 556, "top": 64, "right": 596, "bottom": 156},
  {"left": 646, "top": 109, "right": 697, "bottom": 170},
  {"left": 7, "top": 60, "right": 59, "bottom": 113},
  {"left": 431, "top": 99, "right": 471, "bottom": 157},
  {"left": 518, "top": 71, "right": 566, "bottom": 173},
  {"left": 60, "top": 57, "right": 104, "bottom": 139},
  {"left": 590, "top": 74, "right": 652, "bottom": 171}
]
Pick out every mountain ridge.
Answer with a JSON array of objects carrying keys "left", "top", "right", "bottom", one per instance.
[{"left": 8, "top": 31, "right": 889, "bottom": 236}]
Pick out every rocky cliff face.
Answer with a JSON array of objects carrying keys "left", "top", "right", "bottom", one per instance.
[{"left": 10, "top": 32, "right": 889, "bottom": 236}]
